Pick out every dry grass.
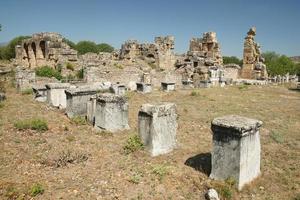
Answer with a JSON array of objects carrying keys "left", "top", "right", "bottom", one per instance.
[{"left": 0, "top": 84, "right": 299, "bottom": 199}]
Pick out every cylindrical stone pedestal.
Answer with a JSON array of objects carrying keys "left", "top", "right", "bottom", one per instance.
[
  {"left": 210, "top": 115, "right": 262, "bottom": 190},
  {"left": 138, "top": 103, "right": 177, "bottom": 156}
]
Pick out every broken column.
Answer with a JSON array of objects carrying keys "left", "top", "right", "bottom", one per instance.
[
  {"left": 45, "top": 83, "right": 71, "bottom": 108},
  {"left": 65, "top": 87, "right": 98, "bottom": 118},
  {"left": 210, "top": 115, "right": 262, "bottom": 190},
  {"left": 94, "top": 93, "right": 129, "bottom": 132},
  {"left": 161, "top": 82, "right": 175, "bottom": 92},
  {"left": 138, "top": 103, "right": 177, "bottom": 156},
  {"left": 32, "top": 84, "right": 47, "bottom": 102}
]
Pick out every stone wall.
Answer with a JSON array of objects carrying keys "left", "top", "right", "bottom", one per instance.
[
  {"left": 223, "top": 64, "right": 241, "bottom": 81},
  {"left": 15, "top": 66, "right": 36, "bottom": 91}
]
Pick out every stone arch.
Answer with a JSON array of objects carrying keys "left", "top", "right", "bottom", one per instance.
[
  {"left": 31, "top": 42, "right": 37, "bottom": 58},
  {"left": 23, "top": 43, "right": 29, "bottom": 59},
  {"left": 39, "top": 40, "right": 46, "bottom": 59}
]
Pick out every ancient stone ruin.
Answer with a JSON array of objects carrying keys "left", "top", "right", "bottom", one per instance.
[
  {"left": 15, "top": 32, "right": 78, "bottom": 69},
  {"left": 15, "top": 66, "right": 36, "bottom": 91},
  {"left": 119, "top": 36, "right": 176, "bottom": 70},
  {"left": 210, "top": 115, "right": 262, "bottom": 190},
  {"left": 32, "top": 84, "right": 47, "bottom": 102},
  {"left": 45, "top": 83, "right": 72, "bottom": 108},
  {"left": 240, "top": 27, "right": 268, "bottom": 80},
  {"left": 138, "top": 103, "right": 177, "bottom": 156}
]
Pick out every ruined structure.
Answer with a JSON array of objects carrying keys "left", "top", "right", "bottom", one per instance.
[
  {"left": 15, "top": 32, "right": 78, "bottom": 68},
  {"left": 176, "top": 32, "right": 224, "bottom": 87},
  {"left": 138, "top": 103, "right": 177, "bottom": 156},
  {"left": 119, "top": 36, "right": 176, "bottom": 70},
  {"left": 46, "top": 83, "right": 72, "bottom": 108},
  {"left": 210, "top": 115, "right": 262, "bottom": 190},
  {"left": 15, "top": 66, "right": 36, "bottom": 91},
  {"left": 240, "top": 27, "right": 268, "bottom": 80}
]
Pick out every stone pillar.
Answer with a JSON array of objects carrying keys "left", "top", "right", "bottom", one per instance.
[
  {"left": 138, "top": 103, "right": 177, "bottom": 156},
  {"left": 210, "top": 115, "right": 262, "bottom": 190},
  {"left": 94, "top": 93, "right": 129, "bottom": 132},
  {"left": 65, "top": 87, "right": 98, "bottom": 118},
  {"left": 45, "top": 83, "right": 71, "bottom": 109}
]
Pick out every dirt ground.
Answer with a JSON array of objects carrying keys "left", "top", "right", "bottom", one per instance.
[{"left": 0, "top": 83, "right": 299, "bottom": 200}]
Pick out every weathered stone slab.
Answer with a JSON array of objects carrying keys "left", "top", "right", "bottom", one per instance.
[
  {"left": 138, "top": 103, "right": 177, "bottom": 156},
  {"left": 110, "top": 83, "right": 126, "bottom": 95},
  {"left": 210, "top": 115, "right": 262, "bottom": 190},
  {"left": 65, "top": 87, "right": 98, "bottom": 118},
  {"left": 86, "top": 95, "right": 97, "bottom": 125},
  {"left": 32, "top": 84, "right": 47, "bottom": 102},
  {"left": 136, "top": 83, "right": 152, "bottom": 93},
  {"left": 45, "top": 83, "right": 71, "bottom": 108},
  {"left": 161, "top": 82, "right": 175, "bottom": 92},
  {"left": 94, "top": 93, "right": 129, "bottom": 132}
]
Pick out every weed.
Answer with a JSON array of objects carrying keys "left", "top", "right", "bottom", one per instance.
[
  {"left": 95, "top": 130, "right": 113, "bottom": 137},
  {"left": 35, "top": 66, "right": 62, "bottom": 80},
  {"left": 0, "top": 102, "right": 4, "bottom": 108},
  {"left": 29, "top": 183, "right": 44, "bottom": 197},
  {"left": 14, "top": 118, "right": 48, "bottom": 132},
  {"left": 152, "top": 164, "right": 169, "bottom": 181},
  {"left": 114, "top": 63, "right": 123, "bottom": 69},
  {"left": 5, "top": 186, "right": 19, "bottom": 199},
  {"left": 129, "top": 171, "right": 143, "bottom": 184},
  {"left": 190, "top": 90, "right": 199, "bottom": 96},
  {"left": 66, "top": 135, "right": 76, "bottom": 142},
  {"left": 70, "top": 116, "right": 87, "bottom": 125},
  {"left": 123, "top": 135, "right": 144, "bottom": 154},
  {"left": 21, "top": 88, "right": 33, "bottom": 95},
  {"left": 49, "top": 150, "right": 88, "bottom": 168},
  {"left": 238, "top": 84, "right": 248, "bottom": 90},
  {"left": 66, "top": 62, "right": 74, "bottom": 71},
  {"left": 270, "top": 131, "right": 284, "bottom": 143},
  {"left": 76, "top": 68, "right": 84, "bottom": 79}
]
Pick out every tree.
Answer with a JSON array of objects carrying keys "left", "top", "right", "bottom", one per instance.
[
  {"left": 0, "top": 24, "right": 2, "bottom": 31},
  {"left": 223, "top": 56, "right": 243, "bottom": 66},
  {"left": 62, "top": 38, "right": 76, "bottom": 49},
  {"left": 1, "top": 35, "right": 30, "bottom": 60},
  {"left": 97, "top": 43, "right": 114, "bottom": 53},
  {"left": 75, "top": 41, "right": 99, "bottom": 55}
]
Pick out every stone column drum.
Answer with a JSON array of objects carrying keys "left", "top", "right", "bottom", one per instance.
[
  {"left": 94, "top": 93, "right": 129, "bottom": 132},
  {"left": 210, "top": 115, "right": 262, "bottom": 190},
  {"left": 138, "top": 103, "right": 177, "bottom": 156}
]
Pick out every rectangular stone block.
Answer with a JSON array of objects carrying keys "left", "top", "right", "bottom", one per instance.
[
  {"left": 94, "top": 93, "right": 129, "bottom": 132},
  {"left": 32, "top": 84, "right": 47, "bottom": 102},
  {"left": 110, "top": 83, "right": 126, "bottom": 95},
  {"left": 136, "top": 83, "right": 152, "bottom": 93},
  {"left": 210, "top": 115, "right": 262, "bottom": 190},
  {"left": 161, "top": 82, "right": 175, "bottom": 92},
  {"left": 65, "top": 87, "right": 98, "bottom": 118},
  {"left": 138, "top": 103, "right": 177, "bottom": 156},
  {"left": 87, "top": 95, "right": 97, "bottom": 125},
  {"left": 45, "top": 83, "right": 71, "bottom": 108}
]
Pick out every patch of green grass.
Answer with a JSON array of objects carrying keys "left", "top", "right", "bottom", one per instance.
[
  {"left": 152, "top": 164, "right": 169, "bottom": 181},
  {"left": 190, "top": 90, "right": 199, "bottom": 96},
  {"left": 70, "top": 116, "right": 87, "bottom": 125},
  {"left": 123, "top": 135, "right": 144, "bottom": 154},
  {"left": 270, "top": 131, "right": 284, "bottom": 143},
  {"left": 128, "top": 171, "right": 143, "bottom": 184},
  {"left": 114, "top": 63, "right": 123, "bottom": 69},
  {"left": 66, "top": 135, "right": 76, "bottom": 142},
  {"left": 238, "top": 84, "right": 248, "bottom": 90},
  {"left": 14, "top": 118, "right": 48, "bottom": 132},
  {"left": 21, "top": 88, "right": 33, "bottom": 95},
  {"left": 35, "top": 66, "right": 62, "bottom": 80},
  {"left": 0, "top": 102, "right": 4, "bottom": 109},
  {"left": 29, "top": 183, "right": 44, "bottom": 197}
]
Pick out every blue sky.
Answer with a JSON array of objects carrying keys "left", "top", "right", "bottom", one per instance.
[{"left": 0, "top": 0, "right": 299, "bottom": 57}]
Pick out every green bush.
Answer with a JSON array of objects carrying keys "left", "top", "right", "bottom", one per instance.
[
  {"left": 152, "top": 164, "right": 169, "bottom": 181},
  {"left": 223, "top": 56, "right": 242, "bottom": 66},
  {"left": 14, "top": 118, "right": 48, "bottom": 132},
  {"left": 66, "top": 62, "right": 74, "bottom": 71},
  {"left": 35, "top": 66, "right": 62, "bottom": 80},
  {"left": 190, "top": 90, "right": 199, "bottom": 96},
  {"left": 70, "top": 116, "right": 87, "bottom": 125},
  {"left": 29, "top": 183, "right": 44, "bottom": 197},
  {"left": 21, "top": 88, "right": 33, "bottom": 95},
  {"left": 76, "top": 68, "right": 84, "bottom": 79},
  {"left": 97, "top": 43, "right": 114, "bottom": 53},
  {"left": 62, "top": 38, "right": 76, "bottom": 49},
  {"left": 1, "top": 35, "right": 30, "bottom": 60},
  {"left": 76, "top": 41, "right": 99, "bottom": 55},
  {"left": 123, "top": 135, "right": 144, "bottom": 154}
]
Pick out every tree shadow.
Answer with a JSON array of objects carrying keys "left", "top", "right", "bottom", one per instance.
[
  {"left": 184, "top": 153, "right": 211, "bottom": 176},
  {"left": 288, "top": 88, "right": 300, "bottom": 92}
]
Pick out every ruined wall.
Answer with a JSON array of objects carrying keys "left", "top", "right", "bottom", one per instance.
[
  {"left": 241, "top": 27, "right": 268, "bottom": 80},
  {"left": 223, "top": 64, "right": 241, "bottom": 81},
  {"left": 15, "top": 32, "right": 78, "bottom": 69}
]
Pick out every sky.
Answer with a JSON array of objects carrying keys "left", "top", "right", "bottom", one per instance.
[{"left": 0, "top": 0, "right": 299, "bottom": 58}]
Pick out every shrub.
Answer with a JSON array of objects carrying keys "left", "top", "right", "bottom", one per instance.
[
  {"left": 238, "top": 84, "right": 248, "bottom": 90},
  {"left": 76, "top": 41, "right": 99, "bottom": 55},
  {"left": 97, "top": 43, "right": 114, "bottom": 53},
  {"left": 35, "top": 66, "right": 62, "bottom": 80},
  {"left": 123, "top": 135, "right": 144, "bottom": 154},
  {"left": 223, "top": 56, "right": 242, "bottom": 66},
  {"left": 190, "top": 90, "right": 199, "bottom": 96},
  {"left": 66, "top": 62, "right": 74, "bottom": 71},
  {"left": 70, "top": 116, "right": 87, "bottom": 125},
  {"left": 14, "top": 118, "right": 48, "bottom": 132},
  {"left": 114, "top": 63, "right": 123, "bottom": 69},
  {"left": 52, "top": 150, "right": 88, "bottom": 167},
  {"left": 29, "top": 183, "right": 44, "bottom": 197},
  {"left": 62, "top": 38, "right": 76, "bottom": 49},
  {"left": 152, "top": 164, "right": 169, "bottom": 181},
  {"left": 1, "top": 35, "right": 30, "bottom": 60},
  {"left": 76, "top": 68, "right": 84, "bottom": 79}
]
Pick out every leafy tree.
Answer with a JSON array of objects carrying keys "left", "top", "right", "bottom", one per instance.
[
  {"left": 1, "top": 35, "right": 30, "bottom": 60},
  {"left": 97, "top": 43, "right": 114, "bottom": 53},
  {"left": 75, "top": 41, "right": 99, "bottom": 55},
  {"left": 223, "top": 56, "right": 243, "bottom": 66},
  {"left": 62, "top": 38, "right": 76, "bottom": 49}
]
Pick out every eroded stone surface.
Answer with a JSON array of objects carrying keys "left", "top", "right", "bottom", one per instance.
[
  {"left": 138, "top": 103, "right": 177, "bottom": 156},
  {"left": 45, "top": 83, "right": 71, "bottom": 108},
  {"left": 210, "top": 115, "right": 262, "bottom": 190}
]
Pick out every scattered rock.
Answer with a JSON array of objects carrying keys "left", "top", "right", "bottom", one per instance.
[{"left": 205, "top": 188, "right": 220, "bottom": 200}]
